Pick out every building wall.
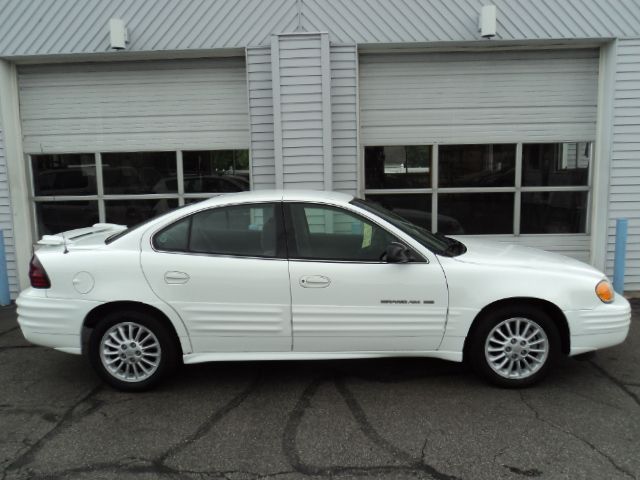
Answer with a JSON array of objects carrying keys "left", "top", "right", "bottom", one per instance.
[
  {"left": 1, "top": 0, "right": 640, "bottom": 57},
  {"left": 1, "top": 0, "right": 640, "bottom": 292},
  {"left": 247, "top": 46, "right": 277, "bottom": 190},
  {"left": 606, "top": 38, "right": 640, "bottom": 290},
  {"left": 0, "top": 128, "right": 17, "bottom": 297}
]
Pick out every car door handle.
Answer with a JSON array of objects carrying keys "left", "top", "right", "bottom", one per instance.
[
  {"left": 299, "top": 275, "right": 331, "bottom": 288},
  {"left": 164, "top": 271, "right": 190, "bottom": 284}
]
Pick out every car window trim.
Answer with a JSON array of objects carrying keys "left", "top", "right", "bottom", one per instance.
[
  {"left": 282, "top": 201, "right": 427, "bottom": 264},
  {"left": 150, "top": 201, "right": 288, "bottom": 260}
]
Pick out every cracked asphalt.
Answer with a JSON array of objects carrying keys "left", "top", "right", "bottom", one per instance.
[{"left": 0, "top": 302, "right": 639, "bottom": 480}]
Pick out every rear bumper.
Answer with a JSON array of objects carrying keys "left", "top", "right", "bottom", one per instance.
[
  {"left": 566, "top": 295, "right": 631, "bottom": 356},
  {"left": 16, "top": 289, "right": 101, "bottom": 354}
]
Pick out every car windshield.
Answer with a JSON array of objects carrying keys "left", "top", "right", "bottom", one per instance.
[{"left": 350, "top": 198, "right": 465, "bottom": 256}]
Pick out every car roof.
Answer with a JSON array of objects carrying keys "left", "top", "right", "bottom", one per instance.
[{"left": 195, "top": 189, "right": 355, "bottom": 207}]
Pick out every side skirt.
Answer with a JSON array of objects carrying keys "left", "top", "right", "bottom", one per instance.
[{"left": 182, "top": 350, "right": 463, "bottom": 364}]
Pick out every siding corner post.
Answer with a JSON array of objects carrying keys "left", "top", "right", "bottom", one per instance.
[
  {"left": 590, "top": 40, "right": 616, "bottom": 271},
  {"left": 0, "top": 59, "right": 30, "bottom": 294},
  {"left": 270, "top": 35, "right": 284, "bottom": 190},
  {"left": 320, "top": 32, "right": 333, "bottom": 191}
]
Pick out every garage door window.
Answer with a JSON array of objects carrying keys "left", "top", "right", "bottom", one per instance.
[
  {"left": 30, "top": 150, "right": 250, "bottom": 235},
  {"left": 364, "top": 142, "right": 591, "bottom": 236}
]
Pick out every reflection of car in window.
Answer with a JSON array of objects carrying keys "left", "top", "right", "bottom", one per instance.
[{"left": 36, "top": 168, "right": 96, "bottom": 196}]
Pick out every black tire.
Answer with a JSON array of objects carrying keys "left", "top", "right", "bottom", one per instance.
[
  {"left": 468, "top": 305, "right": 561, "bottom": 388},
  {"left": 88, "top": 310, "right": 178, "bottom": 392}
]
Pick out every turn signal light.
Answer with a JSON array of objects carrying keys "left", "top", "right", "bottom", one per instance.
[
  {"left": 595, "top": 280, "right": 614, "bottom": 304},
  {"left": 29, "top": 255, "right": 51, "bottom": 289}
]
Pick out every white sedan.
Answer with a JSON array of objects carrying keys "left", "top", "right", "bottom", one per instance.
[{"left": 17, "top": 190, "right": 630, "bottom": 391}]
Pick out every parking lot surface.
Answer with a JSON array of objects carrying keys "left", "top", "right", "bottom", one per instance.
[{"left": 1, "top": 303, "right": 639, "bottom": 480}]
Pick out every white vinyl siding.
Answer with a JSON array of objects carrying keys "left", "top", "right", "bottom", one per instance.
[
  {"left": 606, "top": 38, "right": 640, "bottom": 290},
  {"left": 0, "top": 128, "right": 17, "bottom": 297},
  {"left": 272, "top": 33, "right": 332, "bottom": 190},
  {"left": 18, "top": 58, "right": 249, "bottom": 153},
  {"left": 247, "top": 46, "right": 277, "bottom": 190},
  {"left": 359, "top": 49, "right": 599, "bottom": 145},
  {"left": 331, "top": 44, "right": 358, "bottom": 195}
]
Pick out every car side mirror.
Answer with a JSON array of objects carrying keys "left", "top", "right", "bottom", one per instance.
[{"left": 383, "top": 242, "right": 410, "bottom": 263}]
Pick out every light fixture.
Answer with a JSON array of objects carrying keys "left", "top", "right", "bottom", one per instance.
[
  {"left": 479, "top": 5, "right": 497, "bottom": 39},
  {"left": 109, "top": 18, "right": 129, "bottom": 50}
]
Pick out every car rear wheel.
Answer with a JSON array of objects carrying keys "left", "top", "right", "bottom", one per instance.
[
  {"left": 469, "top": 306, "right": 560, "bottom": 388},
  {"left": 89, "top": 310, "right": 177, "bottom": 391}
]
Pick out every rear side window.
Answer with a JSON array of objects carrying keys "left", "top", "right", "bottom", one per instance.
[{"left": 152, "top": 203, "right": 282, "bottom": 258}]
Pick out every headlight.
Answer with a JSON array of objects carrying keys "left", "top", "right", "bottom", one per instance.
[{"left": 595, "top": 279, "right": 614, "bottom": 303}]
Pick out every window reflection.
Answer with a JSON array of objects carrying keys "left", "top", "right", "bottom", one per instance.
[
  {"left": 438, "top": 193, "right": 514, "bottom": 235},
  {"left": 105, "top": 199, "right": 179, "bottom": 227},
  {"left": 365, "top": 146, "right": 431, "bottom": 189},
  {"left": 522, "top": 143, "right": 590, "bottom": 186},
  {"left": 36, "top": 201, "right": 99, "bottom": 235},
  {"left": 521, "top": 192, "right": 587, "bottom": 234},
  {"left": 32, "top": 154, "right": 97, "bottom": 196},
  {"left": 102, "top": 152, "right": 177, "bottom": 195},
  {"left": 439, "top": 144, "right": 515, "bottom": 188},
  {"left": 183, "top": 150, "right": 250, "bottom": 193}
]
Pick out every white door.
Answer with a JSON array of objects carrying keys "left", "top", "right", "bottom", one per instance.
[
  {"left": 285, "top": 202, "right": 448, "bottom": 352},
  {"left": 140, "top": 202, "right": 291, "bottom": 353}
]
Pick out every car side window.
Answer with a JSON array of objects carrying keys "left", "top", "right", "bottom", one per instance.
[
  {"left": 286, "top": 203, "right": 401, "bottom": 262},
  {"left": 153, "top": 203, "right": 282, "bottom": 258}
]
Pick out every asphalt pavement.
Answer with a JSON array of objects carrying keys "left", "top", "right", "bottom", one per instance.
[{"left": 1, "top": 302, "right": 639, "bottom": 480}]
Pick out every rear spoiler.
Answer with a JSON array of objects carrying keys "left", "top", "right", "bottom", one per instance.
[{"left": 37, "top": 223, "right": 127, "bottom": 246}]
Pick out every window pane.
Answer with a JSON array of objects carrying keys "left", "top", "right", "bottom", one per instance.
[
  {"left": 364, "top": 194, "right": 434, "bottom": 231},
  {"left": 183, "top": 150, "right": 250, "bottom": 193},
  {"left": 31, "top": 154, "right": 97, "bottom": 196},
  {"left": 189, "top": 204, "right": 277, "bottom": 257},
  {"left": 105, "top": 199, "right": 179, "bottom": 227},
  {"left": 102, "top": 152, "right": 177, "bottom": 194},
  {"left": 438, "top": 193, "right": 514, "bottom": 234},
  {"left": 522, "top": 142, "right": 590, "bottom": 186},
  {"left": 364, "top": 146, "right": 431, "bottom": 189},
  {"left": 439, "top": 144, "right": 515, "bottom": 188},
  {"left": 521, "top": 192, "right": 588, "bottom": 234},
  {"left": 290, "top": 204, "right": 397, "bottom": 261},
  {"left": 36, "top": 201, "right": 99, "bottom": 235},
  {"left": 153, "top": 217, "right": 190, "bottom": 251}
]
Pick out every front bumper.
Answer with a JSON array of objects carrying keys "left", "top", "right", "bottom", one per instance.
[
  {"left": 565, "top": 294, "right": 631, "bottom": 356},
  {"left": 16, "top": 289, "right": 101, "bottom": 354}
]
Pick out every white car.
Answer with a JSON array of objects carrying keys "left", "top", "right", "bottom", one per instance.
[{"left": 17, "top": 190, "right": 630, "bottom": 391}]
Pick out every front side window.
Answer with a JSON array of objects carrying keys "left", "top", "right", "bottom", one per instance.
[
  {"left": 286, "top": 203, "right": 408, "bottom": 262},
  {"left": 153, "top": 203, "right": 281, "bottom": 258}
]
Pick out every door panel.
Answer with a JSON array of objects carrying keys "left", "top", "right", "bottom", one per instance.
[
  {"left": 141, "top": 202, "right": 291, "bottom": 353},
  {"left": 285, "top": 202, "right": 448, "bottom": 352}
]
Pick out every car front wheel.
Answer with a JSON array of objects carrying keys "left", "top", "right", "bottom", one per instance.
[
  {"left": 469, "top": 306, "right": 560, "bottom": 388},
  {"left": 88, "top": 310, "right": 177, "bottom": 391}
]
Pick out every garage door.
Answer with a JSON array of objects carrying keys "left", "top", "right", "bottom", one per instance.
[
  {"left": 359, "top": 48, "right": 599, "bottom": 262},
  {"left": 18, "top": 57, "right": 248, "bottom": 153},
  {"left": 19, "top": 58, "right": 251, "bottom": 235}
]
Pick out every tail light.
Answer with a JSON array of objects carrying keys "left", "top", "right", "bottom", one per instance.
[{"left": 29, "top": 255, "right": 51, "bottom": 288}]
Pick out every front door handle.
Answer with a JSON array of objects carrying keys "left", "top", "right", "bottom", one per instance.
[
  {"left": 164, "top": 271, "right": 190, "bottom": 284},
  {"left": 300, "top": 275, "right": 331, "bottom": 288}
]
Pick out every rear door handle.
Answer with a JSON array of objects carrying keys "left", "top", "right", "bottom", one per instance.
[
  {"left": 164, "top": 271, "right": 190, "bottom": 284},
  {"left": 300, "top": 275, "right": 331, "bottom": 288}
]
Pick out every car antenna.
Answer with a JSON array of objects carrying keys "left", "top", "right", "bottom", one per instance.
[{"left": 61, "top": 231, "right": 69, "bottom": 254}]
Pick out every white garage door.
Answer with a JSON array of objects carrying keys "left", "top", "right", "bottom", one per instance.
[
  {"left": 359, "top": 49, "right": 599, "bottom": 262},
  {"left": 19, "top": 57, "right": 251, "bottom": 236},
  {"left": 18, "top": 57, "right": 249, "bottom": 153}
]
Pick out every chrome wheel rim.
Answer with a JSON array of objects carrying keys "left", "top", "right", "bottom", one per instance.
[
  {"left": 485, "top": 317, "right": 548, "bottom": 379},
  {"left": 100, "top": 322, "right": 161, "bottom": 383}
]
